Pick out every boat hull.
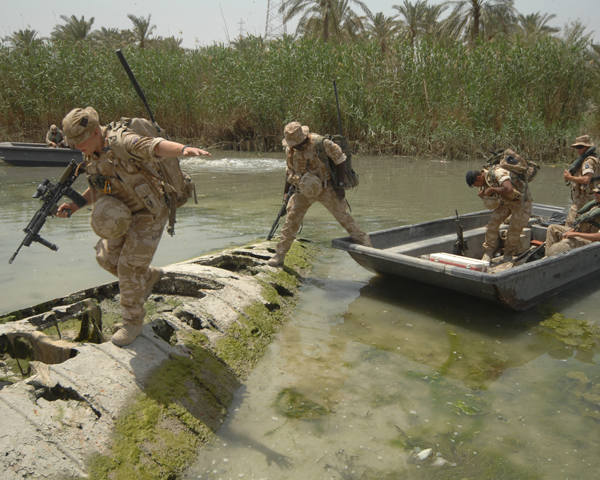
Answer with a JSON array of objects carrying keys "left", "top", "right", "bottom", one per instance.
[
  {"left": 0, "top": 142, "right": 83, "bottom": 167},
  {"left": 332, "top": 204, "right": 600, "bottom": 310}
]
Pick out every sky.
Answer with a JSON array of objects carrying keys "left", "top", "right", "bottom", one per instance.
[{"left": 2, "top": 0, "right": 599, "bottom": 49}]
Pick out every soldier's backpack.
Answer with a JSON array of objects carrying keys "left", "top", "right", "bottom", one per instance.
[
  {"left": 314, "top": 134, "right": 359, "bottom": 190},
  {"left": 486, "top": 149, "right": 540, "bottom": 183},
  {"left": 106, "top": 117, "right": 197, "bottom": 236}
]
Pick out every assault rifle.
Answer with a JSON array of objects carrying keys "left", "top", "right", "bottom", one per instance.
[
  {"left": 9, "top": 159, "right": 87, "bottom": 264},
  {"left": 513, "top": 241, "right": 546, "bottom": 265},
  {"left": 267, "top": 186, "right": 295, "bottom": 241},
  {"left": 453, "top": 210, "right": 468, "bottom": 256}
]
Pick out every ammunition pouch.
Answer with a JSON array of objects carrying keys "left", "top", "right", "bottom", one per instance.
[{"left": 88, "top": 174, "right": 111, "bottom": 192}]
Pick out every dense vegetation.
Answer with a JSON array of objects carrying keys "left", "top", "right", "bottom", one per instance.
[{"left": 1, "top": 1, "right": 599, "bottom": 160}]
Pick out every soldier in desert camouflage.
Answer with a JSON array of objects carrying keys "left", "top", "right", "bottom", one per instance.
[
  {"left": 268, "top": 122, "right": 371, "bottom": 267},
  {"left": 563, "top": 135, "right": 599, "bottom": 227},
  {"left": 465, "top": 149, "right": 536, "bottom": 264},
  {"left": 45, "top": 124, "right": 66, "bottom": 148},
  {"left": 545, "top": 186, "right": 600, "bottom": 256},
  {"left": 56, "top": 107, "right": 210, "bottom": 346}
]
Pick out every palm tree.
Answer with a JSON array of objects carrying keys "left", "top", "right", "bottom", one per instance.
[
  {"left": 4, "top": 29, "right": 44, "bottom": 50},
  {"left": 281, "top": 0, "right": 371, "bottom": 42},
  {"left": 443, "top": 0, "right": 516, "bottom": 44},
  {"left": 90, "top": 27, "right": 128, "bottom": 49},
  {"left": 393, "top": 0, "right": 429, "bottom": 46},
  {"left": 421, "top": 3, "right": 449, "bottom": 38},
  {"left": 364, "top": 12, "right": 401, "bottom": 52},
  {"left": 516, "top": 12, "right": 559, "bottom": 40},
  {"left": 127, "top": 14, "right": 156, "bottom": 49},
  {"left": 154, "top": 36, "right": 184, "bottom": 52},
  {"left": 51, "top": 15, "right": 95, "bottom": 43}
]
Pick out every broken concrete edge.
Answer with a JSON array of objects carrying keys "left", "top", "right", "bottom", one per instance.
[{"left": 0, "top": 240, "right": 318, "bottom": 480}]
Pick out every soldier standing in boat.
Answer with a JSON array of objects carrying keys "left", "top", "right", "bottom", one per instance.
[
  {"left": 563, "top": 135, "right": 599, "bottom": 227},
  {"left": 465, "top": 149, "right": 538, "bottom": 264},
  {"left": 55, "top": 107, "right": 210, "bottom": 346},
  {"left": 45, "top": 124, "right": 67, "bottom": 148},
  {"left": 267, "top": 121, "right": 371, "bottom": 267},
  {"left": 545, "top": 186, "right": 600, "bottom": 256}
]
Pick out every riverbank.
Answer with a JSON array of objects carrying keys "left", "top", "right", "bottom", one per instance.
[
  {"left": 0, "top": 241, "right": 316, "bottom": 479},
  {"left": 1, "top": 37, "right": 598, "bottom": 161}
]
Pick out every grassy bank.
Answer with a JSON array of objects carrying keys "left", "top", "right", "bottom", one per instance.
[{"left": 1, "top": 36, "right": 598, "bottom": 160}]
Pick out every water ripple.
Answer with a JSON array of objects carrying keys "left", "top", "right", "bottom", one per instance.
[{"left": 181, "top": 156, "right": 285, "bottom": 173}]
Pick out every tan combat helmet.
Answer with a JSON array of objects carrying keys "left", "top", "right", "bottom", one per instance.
[{"left": 62, "top": 107, "right": 99, "bottom": 147}]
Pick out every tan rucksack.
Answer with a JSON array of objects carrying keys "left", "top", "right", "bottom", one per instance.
[
  {"left": 314, "top": 134, "right": 359, "bottom": 189},
  {"left": 487, "top": 149, "right": 540, "bottom": 183},
  {"left": 106, "top": 117, "right": 197, "bottom": 236}
]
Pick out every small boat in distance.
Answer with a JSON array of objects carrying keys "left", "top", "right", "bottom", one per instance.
[
  {"left": 0, "top": 142, "right": 83, "bottom": 167},
  {"left": 332, "top": 204, "right": 598, "bottom": 310}
]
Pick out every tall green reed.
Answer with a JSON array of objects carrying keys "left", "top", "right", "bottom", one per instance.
[{"left": 0, "top": 36, "right": 597, "bottom": 160}]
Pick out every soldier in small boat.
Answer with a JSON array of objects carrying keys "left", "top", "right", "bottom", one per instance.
[
  {"left": 563, "top": 135, "right": 599, "bottom": 227},
  {"left": 45, "top": 124, "right": 67, "bottom": 148},
  {"left": 267, "top": 121, "right": 371, "bottom": 267},
  {"left": 545, "top": 186, "right": 600, "bottom": 256},
  {"left": 465, "top": 150, "right": 537, "bottom": 264}
]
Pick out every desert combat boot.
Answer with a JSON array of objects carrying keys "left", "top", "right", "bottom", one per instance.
[
  {"left": 267, "top": 253, "right": 285, "bottom": 267},
  {"left": 111, "top": 321, "right": 144, "bottom": 346}
]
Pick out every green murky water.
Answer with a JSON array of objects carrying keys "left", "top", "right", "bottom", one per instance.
[{"left": 1, "top": 153, "right": 598, "bottom": 479}]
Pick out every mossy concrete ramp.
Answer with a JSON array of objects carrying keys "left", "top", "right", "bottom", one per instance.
[{"left": 0, "top": 241, "right": 315, "bottom": 479}]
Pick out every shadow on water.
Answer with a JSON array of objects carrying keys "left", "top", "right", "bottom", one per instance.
[{"left": 357, "top": 273, "right": 542, "bottom": 332}]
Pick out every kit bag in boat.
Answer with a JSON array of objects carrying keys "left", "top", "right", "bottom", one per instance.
[
  {"left": 106, "top": 117, "right": 197, "bottom": 235},
  {"left": 314, "top": 134, "right": 359, "bottom": 190}
]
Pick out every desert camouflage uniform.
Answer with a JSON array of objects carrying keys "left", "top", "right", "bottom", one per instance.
[
  {"left": 275, "top": 133, "right": 371, "bottom": 257},
  {"left": 45, "top": 129, "right": 65, "bottom": 147},
  {"left": 545, "top": 203, "right": 600, "bottom": 256},
  {"left": 85, "top": 127, "right": 168, "bottom": 326},
  {"left": 482, "top": 166, "right": 533, "bottom": 257},
  {"left": 565, "top": 155, "right": 599, "bottom": 227}
]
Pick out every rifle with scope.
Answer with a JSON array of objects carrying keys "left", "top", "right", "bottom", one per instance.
[{"left": 9, "top": 159, "right": 87, "bottom": 264}]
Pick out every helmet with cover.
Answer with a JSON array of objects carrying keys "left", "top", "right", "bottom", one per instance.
[{"left": 90, "top": 196, "right": 132, "bottom": 239}]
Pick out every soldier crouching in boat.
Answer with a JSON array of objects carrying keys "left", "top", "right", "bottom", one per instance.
[
  {"left": 545, "top": 186, "right": 600, "bottom": 256},
  {"left": 465, "top": 150, "right": 536, "bottom": 264},
  {"left": 46, "top": 124, "right": 67, "bottom": 148},
  {"left": 267, "top": 122, "right": 371, "bottom": 267}
]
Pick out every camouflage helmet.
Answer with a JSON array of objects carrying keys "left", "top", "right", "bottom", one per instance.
[
  {"left": 546, "top": 241, "right": 573, "bottom": 256},
  {"left": 90, "top": 196, "right": 132, "bottom": 239},
  {"left": 62, "top": 107, "right": 99, "bottom": 147},
  {"left": 297, "top": 172, "right": 323, "bottom": 199}
]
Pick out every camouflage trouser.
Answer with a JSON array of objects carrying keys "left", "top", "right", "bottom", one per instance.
[
  {"left": 545, "top": 224, "right": 591, "bottom": 256},
  {"left": 275, "top": 184, "right": 372, "bottom": 257},
  {"left": 483, "top": 196, "right": 532, "bottom": 256},
  {"left": 95, "top": 205, "right": 168, "bottom": 324},
  {"left": 565, "top": 196, "right": 594, "bottom": 227}
]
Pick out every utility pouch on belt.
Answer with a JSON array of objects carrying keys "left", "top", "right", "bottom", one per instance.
[{"left": 134, "top": 183, "right": 162, "bottom": 215}]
